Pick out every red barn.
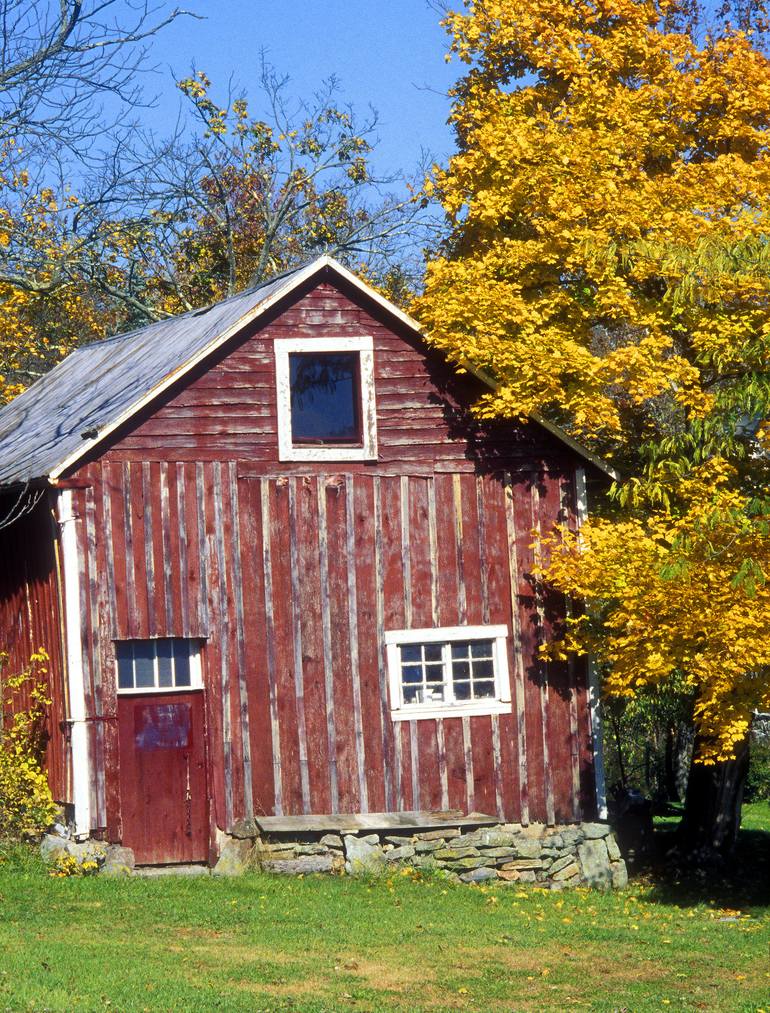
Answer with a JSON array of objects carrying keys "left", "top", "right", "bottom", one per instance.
[{"left": 0, "top": 257, "right": 613, "bottom": 866}]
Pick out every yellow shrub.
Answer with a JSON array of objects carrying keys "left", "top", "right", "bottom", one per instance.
[{"left": 0, "top": 650, "right": 57, "bottom": 840}]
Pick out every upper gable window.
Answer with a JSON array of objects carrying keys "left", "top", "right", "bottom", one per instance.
[{"left": 275, "top": 337, "right": 377, "bottom": 461}]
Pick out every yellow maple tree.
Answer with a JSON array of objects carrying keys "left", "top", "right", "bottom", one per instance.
[{"left": 417, "top": 0, "right": 770, "bottom": 775}]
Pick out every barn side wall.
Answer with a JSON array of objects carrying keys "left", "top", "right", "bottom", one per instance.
[
  {"left": 66, "top": 278, "right": 598, "bottom": 842},
  {"left": 0, "top": 493, "right": 68, "bottom": 802}
]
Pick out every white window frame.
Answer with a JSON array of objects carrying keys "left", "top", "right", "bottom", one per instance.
[
  {"left": 275, "top": 336, "right": 378, "bottom": 462},
  {"left": 385, "top": 625, "right": 512, "bottom": 722},
  {"left": 115, "top": 638, "right": 204, "bottom": 695}
]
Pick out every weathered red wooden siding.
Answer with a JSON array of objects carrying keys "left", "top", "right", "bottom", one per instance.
[
  {"left": 0, "top": 494, "right": 67, "bottom": 801},
  {"left": 66, "top": 276, "right": 597, "bottom": 839}
]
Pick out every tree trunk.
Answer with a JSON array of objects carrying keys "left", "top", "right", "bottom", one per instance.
[{"left": 676, "top": 734, "right": 749, "bottom": 860}]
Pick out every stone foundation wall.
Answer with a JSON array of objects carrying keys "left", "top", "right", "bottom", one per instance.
[{"left": 216, "top": 820, "right": 628, "bottom": 890}]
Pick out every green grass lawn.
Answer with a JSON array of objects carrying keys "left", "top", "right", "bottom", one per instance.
[
  {"left": 0, "top": 813, "right": 768, "bottom": 1013},
  {"left": 0, "top": 806, "right": 765, "bottom": 1013}
]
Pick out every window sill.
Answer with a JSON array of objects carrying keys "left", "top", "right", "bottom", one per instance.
[
  {"left": 279, "top": 445, "right": 377, "bottom": 462},
  {"left": 116, "top": 685, "right": 203, "bottom": 696},
  {"left": 390, "top": 701, "right": 512, "bottom": 722}
]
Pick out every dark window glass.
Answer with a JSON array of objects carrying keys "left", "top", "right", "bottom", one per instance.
[
  {"left": 474, "top": 680, "right": 496, "bottom": 699},
  {"left": 402, "top": 665, "right": 422, "bottom": 685},
  {"left": 116, "top": 642, "right": 134, "bottom": 690},
  {"left": 289, "top": 352, "right": 361, "bottom": 445},
  {"left": 157, "top": 639, "right": 173, "bottom": 687},
  {"left": 133, "top": 641, "right": 155, "bottom": 688},
  {"left": 173, "top": 639, "right": 191, "bottom": 687}
]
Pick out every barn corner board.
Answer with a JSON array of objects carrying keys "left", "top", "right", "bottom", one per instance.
[{"left": 0, "top": 256, "right": 609, "bottom": 864}]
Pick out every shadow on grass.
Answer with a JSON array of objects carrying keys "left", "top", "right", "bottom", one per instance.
[{"left": 635, "top": 808, "right": 770, "bottom": 911}]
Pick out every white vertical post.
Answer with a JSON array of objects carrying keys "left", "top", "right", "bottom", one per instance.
[
  {"left": 56, "top": 490, "right": 91, "bottom": 839},
  {"left": 574, "top": 468, "right": 608, "bottom": 820}
]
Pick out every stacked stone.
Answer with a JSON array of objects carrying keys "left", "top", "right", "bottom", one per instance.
[{"left": 215, "top": 819, "right": 628, "bottom": 889}]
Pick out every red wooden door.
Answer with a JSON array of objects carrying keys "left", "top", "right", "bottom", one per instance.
[{"left": 117, "top": 692, "right": 209, "bottom": 864}]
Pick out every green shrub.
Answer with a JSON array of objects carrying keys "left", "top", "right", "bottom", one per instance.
[{"left": 745, "top": 738, "right": 770, "bottom": 803}]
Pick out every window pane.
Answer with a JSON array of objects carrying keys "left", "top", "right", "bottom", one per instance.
[
  {"left": 173, "top": 640, "right": 191, "bottom": 687},
  {"left": 471, "top": 640, "right": 493, "bottom": 659},
  {"left": 116, "top": 642, "right": 134, "bottom": 689},
  {"left": 401, "top": 644, "right": 421, "bottom": 663},
  {"left": 454, "top": 681, "right": 471, "bottom": 701},
  {"left": 426, "top": 684, "right": 445, "bottom": 702},
  {"left": 424, "top": 643, "right": 442, "bottom": 663},
  {"left": 403, "top": 684, "right": 421, "bottom": 704},
  {"left": 451, "top": 642, "right": 471, "bottom": 660},
  {"left": 289, "top": 352, "right": 361, "bottom": 444},
  {"left": 133, "top": 641, "right": 155, "bottom": 688},
  {"left": 472, "top": 659, "right": 494, "bottom": 680},
  {"left": 424, "top": 662, "right": 444, "bottom": 683},
  {"left": 474, "top": 680, "right": 496, "bottom": 699},
  {"left": 452, "top": 660, "right": 470, "bottom": 681},
  {"left": 157, "top": 639, "right": 173, "bottom": 687},
  {"left": 402, "top": 664, "right": 422, "bottom": 685}
]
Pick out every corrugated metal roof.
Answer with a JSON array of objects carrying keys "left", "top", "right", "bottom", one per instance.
[{"left": 0, "top": 265, "right": 307, "bottom": 485}]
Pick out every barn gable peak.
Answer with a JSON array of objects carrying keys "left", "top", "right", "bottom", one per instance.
[{"left": 0, "top": 255, "right": 616, "bottom": 486}]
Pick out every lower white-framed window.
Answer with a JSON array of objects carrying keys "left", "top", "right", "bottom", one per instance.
[
  {"left": 115, "top": 638, "right": 203, "bottom": 693},
  {"left": 385, "top": 625, "right": 512, "bottom": 721}
]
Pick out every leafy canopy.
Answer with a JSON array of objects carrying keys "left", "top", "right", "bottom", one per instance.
[{"left": 418, "top": 0, "right": 770, "bottom": 760}]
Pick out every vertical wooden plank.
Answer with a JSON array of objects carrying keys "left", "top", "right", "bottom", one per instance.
[
  {"left": 400, "top": 475, "right": 412, "bottom": 627},
  {"left": 372, "top": 476, "right": 395, "bottom": 811},
  {"left": 345, "top": 475, "right": 369, "bottom": 812},
  {"left": 122, "top": 461, "right": 138, "bottom": 638},
  {"left": 269, "top": 479, "right": 303, "bottom": 814},
  {"left": 159, "top": 462, "right": 175, "bottom": 634},
  {"left": 229, "top": 462, "right": 254, "bottom": 818},
  {"left": 476, "top": 475, "right": 491, "bottom": 627},
  {"left": 407, "top": 477, "right": 441, "bottom": 811},
  {"left": 462, "top": 715, "right": 475, "bottom": 813},
  {"left": 142, "top": 461, "right": 157, "bottom": 638},
  {"left": 325, "top": 478, "right": 359, "bottom": 813},
  {"left": 444, "top": 718, "right": 467, "bottom": 811},
  {"left": 287, "top": 477, "right": 311, "bottom": 813},
  {"left": 531, "top": 479, "right": 555, "bottom": 826},
  {"left": 194, "top": 462, "right": 209, "bottom": 638},
  {"left": 470, "top": 716, "right": 497, "bottom": 817},
  {"left": 483, "top": 473, "right": 521, "bottom": 823},
  {"left": 428, "top": 476, "right": 449, "bottom": 810},
  {"left": 434, "top": 472, "right": 468, "bottom": 811},
  {"left": 260, "top": 478, "right": 284, "bottom": 815},
  {"left": 295, "top": 477, "right": 332, "bottom": 812},
  {"left": 316, "top": 476, "right": 339, "bottom": 812},
  {"left": 452, "top": 474, "right": 467, "bottom": 625},
  {"left": 82, "top": 484, "right": 104, "bottom": 830},
  {"left": 491, "top": 715, "right": 505, "bottom": 818},
  {"left": 381, "top": 476, "right": 406, "bottom": 809},
  {"left": 236, "top": 476, "right": 275, "bottom": 817},
  {"left": 74, "top": 488, "right": 98, "bottom": 829},
  {"left": 175, "top": 463, "right": 191, "bottom": 638},
  {"left": 221, "top": 464, "right": 247, "bottom": 821},
  {"left": 504, "top": 471, "right": 530, "bottom": 825},
  {"left": 100, "top": 460, "right": 119, "bottom": 636},
  {"left": 99, "top": 461, "right": 121, "bottom": 838}
]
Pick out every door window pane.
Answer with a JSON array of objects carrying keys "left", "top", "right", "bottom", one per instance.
[
  {"left": 133, "top": 642, "right": 155, "bottom": 688},
  {"left": 157, "top": 639, "right": 173, "bottom": 688}
]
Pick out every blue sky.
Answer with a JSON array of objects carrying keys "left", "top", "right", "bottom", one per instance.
[{"left": 139, "top": 1, "right": 461, "bottom": 178}]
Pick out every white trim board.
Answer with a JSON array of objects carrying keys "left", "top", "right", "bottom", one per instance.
[
  {"left": 56, "top": 489, "right": 92, "bottom": 838},
  {"left": 42, "top": 255, "right": 615, "bottom": 482},
  {"left": 274, "top": 335, "right": 378, "bottom": 462},
  {"left": 385, "top": 624, "right": 512, "bottom": 723}
]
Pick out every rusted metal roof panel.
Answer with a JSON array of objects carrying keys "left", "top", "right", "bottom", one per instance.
[{"left": 0, "top": 269, "right": 300, "bottom": 485}]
